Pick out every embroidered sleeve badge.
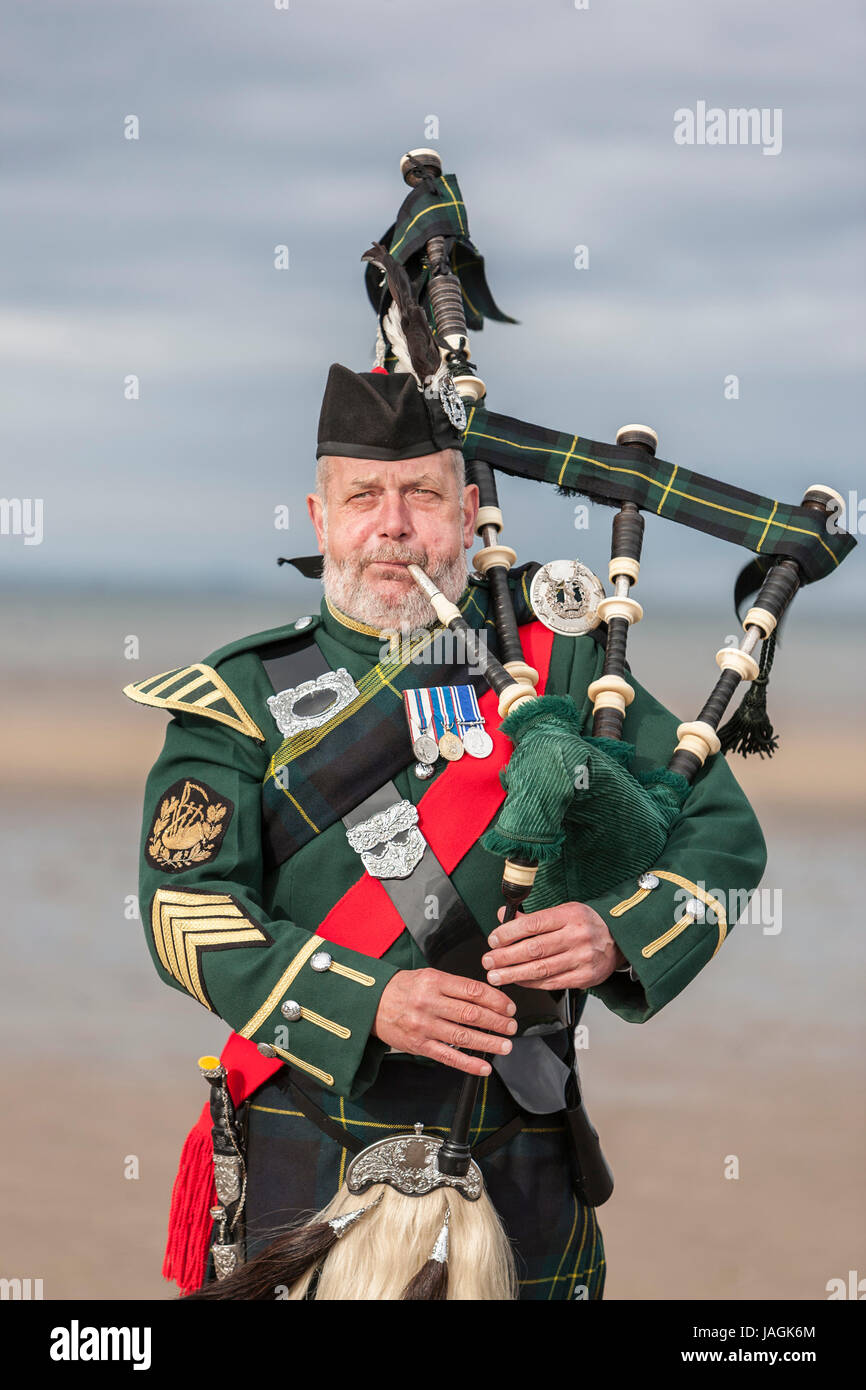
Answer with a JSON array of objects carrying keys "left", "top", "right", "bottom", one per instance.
[{"left": 146, "top": 778, "right": 234, "bottom": 873}]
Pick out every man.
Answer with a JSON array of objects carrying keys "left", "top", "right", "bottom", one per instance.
[{"left": 127, "top": 363, "right": 766, "bottom": 1300}]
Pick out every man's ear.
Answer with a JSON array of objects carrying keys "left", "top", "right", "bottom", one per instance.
[
  {"left": 306, "top": 493, "right": 326, "bottom": 554},
  {"left": 462, "top": 482, "right": 479, "bottom": 548}
]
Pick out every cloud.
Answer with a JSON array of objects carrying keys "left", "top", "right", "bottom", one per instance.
[{"left": 1, "top": 0, "right": 861, "bottom": 596}]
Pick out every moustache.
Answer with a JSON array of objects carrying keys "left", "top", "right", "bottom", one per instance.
[{"left": 359, "top": 548, "right": 429, "bottom": 569}]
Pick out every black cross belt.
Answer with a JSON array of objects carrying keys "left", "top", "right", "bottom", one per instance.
[{"left": 262, "top": 640, "right": 573, "bottom": 1114}]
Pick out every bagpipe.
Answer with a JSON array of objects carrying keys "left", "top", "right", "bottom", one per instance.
[{"left": 191, "top": 149, "right": 855, "bottom": 1300}]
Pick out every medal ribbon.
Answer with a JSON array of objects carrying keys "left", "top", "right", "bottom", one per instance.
[
  {"left": 452, "top": 683, "right": 483, "bottom": 732},
  {"left": 429, "top": 687, "right": 447, "bottom": 740},
  {"left": 403, "top": 689, "right": 425, "bottom": 745},
  {"left": 442, "top": 685, "right": 461, "bottom": 734}
]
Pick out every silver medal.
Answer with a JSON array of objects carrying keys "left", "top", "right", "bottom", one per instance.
[
  {"left": 412, "top": 733, "right": 440, "bottom": 765},
  {"left": 529, "top": 560, "right": 606, "bottom": 636},
  {"left": 461, "top": 725, "right": 494, "bottom": 758},
  {"left": 414, "top": 761, "right": 435, "bottom": 781}
]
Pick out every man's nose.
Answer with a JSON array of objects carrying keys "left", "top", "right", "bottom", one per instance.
[{"left": 376, "top": 490, "right": 413, "bottom": 539}]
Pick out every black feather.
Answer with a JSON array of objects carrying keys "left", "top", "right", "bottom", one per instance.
[{"left": 361, "top": 242, "right": 440, "bottom": 383}]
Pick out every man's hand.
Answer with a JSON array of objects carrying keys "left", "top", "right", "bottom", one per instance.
[
  {"left": 372, "top": 968, "right": 518, "bottom": 1077},
  {"left": 481, "top": 902, "right": 626, "bottom": 990}
]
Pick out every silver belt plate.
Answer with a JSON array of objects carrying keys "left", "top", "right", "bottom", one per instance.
[{"left": 345, "top": 799, "right": 426, "bottom": 880}]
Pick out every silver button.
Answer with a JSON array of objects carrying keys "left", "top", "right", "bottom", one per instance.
[
  {"left": 295, "top": 616, "right": 313, "bottom": 630},
  {"left": 256, "top": 1042, "right": 277, "bottom": 1057},
  {"left": 684, "top": 898, "right": 704, "bottom": 918},
  {"left": 638, "top": 872, "right": 660, "bottom": 890},
  {"left": 311, "top": 950, "right": 333, "bottom": 973},
  {"left": 281, "top": 999, "right": 302, "bottom": 1021}
]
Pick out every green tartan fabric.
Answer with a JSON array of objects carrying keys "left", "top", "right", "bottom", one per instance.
[
  {"left": 461, "top": 405, "right": 855, "bottom": 583},
  {"left": 363, "top": 172, "right": 516, "bottom": 330},
  {"left": 240, "top": 1057, "right": 606, "bottom": 1302}
]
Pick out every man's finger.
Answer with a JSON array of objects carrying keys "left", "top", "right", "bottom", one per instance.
[
  {"left": 518, "top": 972, "right": 578, "bottom": 991},
  {"left": 484, "top": 952, "right": 574, "bottom": 987},
  {"left": 431, "top": 1020, "right": 514, "bottom": 1055},
  {"left": 488, "top": 907, "right": 570, "bottom": 949},
  {"left": 482, "top": 928, "right": 570, "bottom": 971},
  {"left": 438, "top": 997, "right": 519, "bottom": 1036},
  {"left": 423, "top": 1040, "right": 492, "bottom": 1077},
  {"left": 438, "top": 972, "right": 516, "bottom": 1016}
]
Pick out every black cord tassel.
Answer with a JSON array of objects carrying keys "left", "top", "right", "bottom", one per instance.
[{"left": 717, "top": 634, "right": 779, "bottom": 758}]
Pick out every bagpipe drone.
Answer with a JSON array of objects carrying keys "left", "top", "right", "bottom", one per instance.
[{"left": 191, "top": 149, "right": 856, "bottom": 1301}]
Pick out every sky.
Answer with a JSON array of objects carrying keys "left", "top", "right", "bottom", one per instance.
[{"left": 1, "top": 0, "right": 864, "bottom": 616}]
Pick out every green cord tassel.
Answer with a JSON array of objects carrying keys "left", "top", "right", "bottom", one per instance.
[{"left": 718, "top": 633, "right": 779, "bottom": 758}]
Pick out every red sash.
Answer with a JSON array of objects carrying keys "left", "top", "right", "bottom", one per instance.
[{"left": 163, "top": 620, "right": 554, "bottom": 1292}]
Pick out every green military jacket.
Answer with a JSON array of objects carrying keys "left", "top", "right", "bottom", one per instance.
[{"left": 127, "top": 573, "right": 766, "bottom": 1100}]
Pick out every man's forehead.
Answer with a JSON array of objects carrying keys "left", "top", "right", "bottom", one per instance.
[{"left": 329, "top": 452, "right": 456, "bottom": 486}]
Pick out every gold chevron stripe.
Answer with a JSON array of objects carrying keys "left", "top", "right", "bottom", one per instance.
[
  {"left": 124, "top": 664, "right": 265, "bottom": 742},
  {"left": 151, "top": 889, "right": 271, "bottom": 1011}
]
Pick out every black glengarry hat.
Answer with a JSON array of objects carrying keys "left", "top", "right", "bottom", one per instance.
[{"left": 316, "top": 365, "right": 462, "bottom": 462}]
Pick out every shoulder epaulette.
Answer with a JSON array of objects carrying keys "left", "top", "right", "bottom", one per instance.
[
  {"left": 123, "top": 664, "right": 266, "bottom": 741},
  {"left": 122, "top": 615, "right": 321, "bottom": 741}
]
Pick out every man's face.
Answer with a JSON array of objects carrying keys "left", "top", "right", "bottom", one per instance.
[{"left": 306, "top": 451, "right": 479, "bottom": 630}]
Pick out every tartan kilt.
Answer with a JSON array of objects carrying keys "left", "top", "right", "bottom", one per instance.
[{"left": 233, "top": 1054, "right": 606, "bottom": 1302}]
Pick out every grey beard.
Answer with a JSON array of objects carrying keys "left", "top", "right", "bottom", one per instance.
[{"left": 322, "top": 542, "right": 470, "bottom": 633}]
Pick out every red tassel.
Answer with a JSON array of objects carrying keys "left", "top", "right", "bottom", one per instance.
[
  {"left": 162, "top": 1105, "right": 216, "bottom": 1296},
  {"left": 370, "top": 366, "right": 388, "bottom": 374}
]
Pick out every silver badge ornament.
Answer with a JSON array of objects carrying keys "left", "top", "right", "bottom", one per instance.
[
  {"left": 530, "top": 560, "right": 606, "bottom": 636},
  {"left": 437, "top": 375, "right": 467, "bottom": 431},
  {"left": 267, "top": 667, "right": 359, "bottom": 738},
  {"left": 346, "top": 799, "right": 427, "bottom": 879}
]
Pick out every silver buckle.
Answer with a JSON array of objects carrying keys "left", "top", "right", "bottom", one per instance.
[
  {"left": 267, "top": 667, "right": 359, "bottom": 738},
  {"left": 346, "top": 800, "right": 426, "bottom": 880}
]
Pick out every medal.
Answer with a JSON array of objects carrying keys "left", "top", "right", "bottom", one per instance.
[
  {"left": 413, "top": 734, "right": 440, "bottom": 764},
  {"left": 413, "top": 761, "right": 435, "bottom": 781},
  {"left": 404, "top": 690, "right": 440, "bottom": 770},
  {"left": 452, "top": 684, "right": 493, "bottom": 759},
  {"left": 461, "top": 724, "right": 494, "bottom": 758},
  {"left": 438, "top": 730, "right": 464, "bottom": 761},
  {"left": 433, "top": 687, "right": 464, "bottom": 761}
]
